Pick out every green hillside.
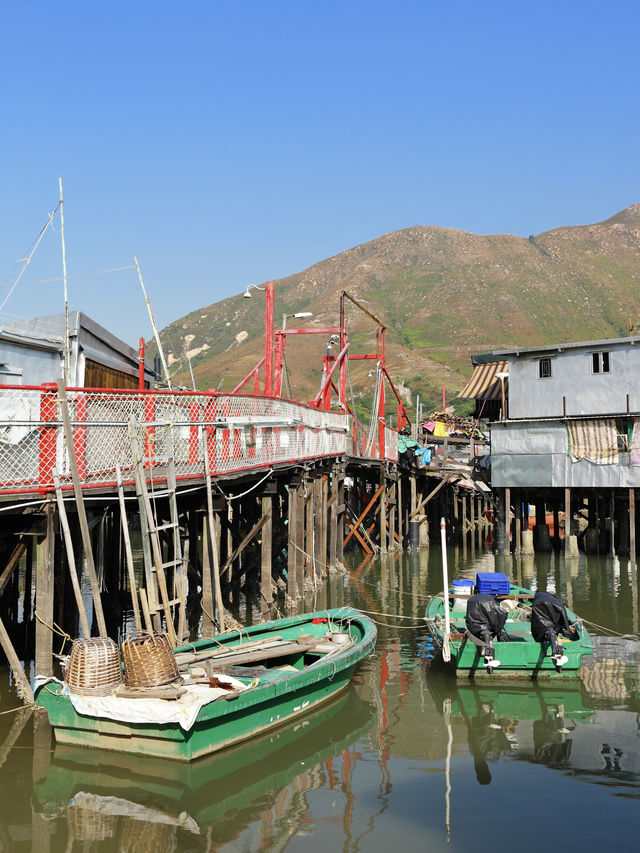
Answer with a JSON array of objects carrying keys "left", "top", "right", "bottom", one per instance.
[{"left": 155, "top": 204, "right": 640, "bottom": 417}]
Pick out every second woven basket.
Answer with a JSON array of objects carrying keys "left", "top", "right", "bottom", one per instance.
[{"left": 121, "top": 633, "right": 183, "bottom": 689}]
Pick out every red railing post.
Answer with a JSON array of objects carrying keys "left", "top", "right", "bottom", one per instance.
[{"left": 38, "top": 383, "right": 58, "bottom": 493}]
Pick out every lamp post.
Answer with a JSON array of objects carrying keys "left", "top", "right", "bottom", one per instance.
[{"left": 244, "top": 282, "right": 274, "bottom": 395}]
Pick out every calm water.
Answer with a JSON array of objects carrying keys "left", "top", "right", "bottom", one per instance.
[{"left": 1, "top": 547, "right": 639, "bottom": 852}]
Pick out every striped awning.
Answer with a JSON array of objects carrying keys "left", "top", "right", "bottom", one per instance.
[{"left": 457, "top": 360, "right": 508, "bottom": 400}]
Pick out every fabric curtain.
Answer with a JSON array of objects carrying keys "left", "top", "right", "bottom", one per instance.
[{"left": 567, "top": 419, "right": 619, "bottom": 465}]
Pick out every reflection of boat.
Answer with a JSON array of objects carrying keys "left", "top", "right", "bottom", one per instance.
[
  {"left": 431, "top": 672, "right": 595, "bottom": 785},
  {"left": 33, "top": 689, "right": 374, "bottom": 833},
  {"left": 34, "top": 607, "right": 376, "bottom": 760},
  {"left": 425, "top": 583, "right": 593, "bottom": 678}
]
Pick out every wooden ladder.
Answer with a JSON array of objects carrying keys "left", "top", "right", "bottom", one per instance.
[{"left": 129, "top": 417, "right": 186, "bottom": 647}]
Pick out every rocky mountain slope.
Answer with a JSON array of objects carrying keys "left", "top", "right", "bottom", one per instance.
[{"left": 157, "top": 204, "right": 640, "bottom": 414}]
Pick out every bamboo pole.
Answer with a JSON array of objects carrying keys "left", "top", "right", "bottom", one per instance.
[
  {"left": 0, "top": 615, "right": 33, "bottom": 703},
  {"left": 56, "top": 379, "right": 107, "bottom": 636},
  {"left": 115, "top": 466, "right": 142, "bottom": 634},
  {"left": 203, "top": 434, "right": 224, "bottom": 631},
  {"left": 52, "top": 471, "right": 91, "bottom": 637}
]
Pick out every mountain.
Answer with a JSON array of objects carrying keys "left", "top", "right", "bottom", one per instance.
[{"left": 156, "top": 204, "right": 640, "bottom": 414}]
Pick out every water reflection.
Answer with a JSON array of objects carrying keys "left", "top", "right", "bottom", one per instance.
[
  {"left": 30, "top": 689, "right": 373, "bottom": 850},
  {"left": 1, "top": 545, "right": 639, "bottom": 850}
]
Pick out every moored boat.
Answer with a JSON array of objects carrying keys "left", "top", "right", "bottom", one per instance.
[
  {"left": 424, "top": 575, "right": 593, "bottom": 679},
  {"left": 34, "top": 607, "right": 376, "bottom": 761}
]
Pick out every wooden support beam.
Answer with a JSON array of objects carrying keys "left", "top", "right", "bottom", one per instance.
[
  {"left": 630, "top": 488, "right": 636, "bottom": 564},
  {"left": 221, "top": 513, "right": 270, "bottom": 578},
  {"left": 410, "top": 476, "right": 447, "bottom": 519},
  {"left": 336, "top": 468, "right": 345, "bottom": 565},
  {"left": 345, "top": 501, "right": 377, "bottom": 554},
  {"left": 201, "top": 515, "right": 216, "bottom": 635},
  {"left": 380, "top": 473, "right": 387, "bottom": 553},
  {"left": 313, "top": 476, "right": 323, "bottom": 577},
  {"left": 287, "top": 482, "right": 298, "bottom": 599},
  {"left": 564, "top": 487, "right": 571, "bottom": 557},
  {"left": 261, "top": 495, "right": 273, "bottom": 618},
  {"left": 0, "top": 538, "right": 27, "bottom": 597},
  {"left": 203, "top": 435, "right": 224, "bottom": 632},
  {"left": 296, "top": 482, "right": 305, "bottom": 592},
  {"left": 343, "top": 484, "right": 385, "bottom": 548},
  {"left": 35, "top": 501, "right": 55, "bottom": 678},
  {"left": 56, "top": 379, "right": 107, "bottom": 637},
  {"left": 0, "top": 615, "right": 33, "bottom": 703}
]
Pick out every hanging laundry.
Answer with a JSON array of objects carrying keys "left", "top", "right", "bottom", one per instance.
[
  {"left": 630, "top": 418, "right": 640, "bottom": 466},
  {"left": 567, "top": 419, "right": 619, "bottom": 465}
]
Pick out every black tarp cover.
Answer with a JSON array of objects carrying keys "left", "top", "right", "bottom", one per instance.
[
  {"left": 465, "top": 593, "right": 508, "bottom": 641},
  {"left": 530, "top": 591, "right": 571, "bottom": 643}
]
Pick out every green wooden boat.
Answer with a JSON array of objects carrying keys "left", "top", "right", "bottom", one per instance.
[
  {"left": 34, "top": 607, "right": 376, "bottom": 761},
  {"left": 33, "top": 690, "right": 374, "bottom": 830},
  {"left": 424, "top": 584, "right": 593, "bottom": 679}
]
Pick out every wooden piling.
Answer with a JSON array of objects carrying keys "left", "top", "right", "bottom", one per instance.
[
  {"left": 630, "top": 488, "right": 636, "bottom": 563},
  {"left": 261, "top": 495, "right": 272, "bottom": 618},
  {"left": 287, "top": 480, "right": 298, "bottom": 599}
]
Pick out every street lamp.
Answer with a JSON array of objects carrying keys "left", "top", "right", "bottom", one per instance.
[
  {"left": 282, "top": 311, "right": 312, "bottom": 330},
  {"left": 243, "top": 283, "right": 265, "bottom": 298}
]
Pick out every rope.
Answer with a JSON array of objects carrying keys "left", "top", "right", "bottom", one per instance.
[
  {"left": 34, "top": 610, "right": 73, "bottom": 656},
  {"left": 581, "top": 617, "right": 639, "bottom": 639}
]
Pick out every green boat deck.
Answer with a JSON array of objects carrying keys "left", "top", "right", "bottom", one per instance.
[
  {"left": 35, "top": 607, "right": 377, "bottom": 761},
  {"left": 425, "top": 585, "right": 594, "bottom": 679}
]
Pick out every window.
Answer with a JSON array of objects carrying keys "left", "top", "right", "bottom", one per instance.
[
  {"left": 538, "top": 357, "right": 552, "bottom": 379},
  {"left": 591, "top": 351, "right": 610, "bottom": 374}
]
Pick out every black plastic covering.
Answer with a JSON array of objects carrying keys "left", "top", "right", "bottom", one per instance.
[
  {"left": 530, "top": 592, "right": 571, "bottom": 641},
  {"left": 530, "top": 591, "right": 572, "bottom": 656},
  {"left": 465, "top": 593, "right": 508, "bottom": 644}
]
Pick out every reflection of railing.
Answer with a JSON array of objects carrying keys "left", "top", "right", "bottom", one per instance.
[{"left": 0, "top": 386, "right": 399, "bottom": 495}]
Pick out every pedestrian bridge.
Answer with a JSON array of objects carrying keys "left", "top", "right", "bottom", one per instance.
[{"left": 0, "top": 385, "right": 398, "bottom": 497}]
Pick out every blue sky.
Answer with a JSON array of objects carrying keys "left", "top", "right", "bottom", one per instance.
[{"left": 1, "top": 1, "right": 638, "bottom": 346}]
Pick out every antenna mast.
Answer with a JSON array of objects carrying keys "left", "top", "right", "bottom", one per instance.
[{"left": 58, "top": 176, "right": 70, "bottom": 383}]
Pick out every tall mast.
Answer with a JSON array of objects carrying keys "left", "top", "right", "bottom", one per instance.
[
  {"left": 134, "top": 255, "right": 172, "bottom": 390},
  {"left": 58, "top": 176, "right": 70, "bottom": 383}
]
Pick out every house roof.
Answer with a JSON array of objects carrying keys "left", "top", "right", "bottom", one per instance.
[
  {"left": 473, "top": 334, "right": 640, "bottom": 361},
  {"left": 457, "top": 360, "right": 508, "bottom": 400}
]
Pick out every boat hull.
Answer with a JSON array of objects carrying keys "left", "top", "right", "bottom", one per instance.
[
  {"left": 425, "top": 586, "right": 593, "bottom": 679},
  {"left": 35, "top": 607, "right": 376, "bottom": 761}
]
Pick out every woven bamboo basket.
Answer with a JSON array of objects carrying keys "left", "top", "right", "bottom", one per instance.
[
  {"left": 119, "top": 817, "right": 175, "bottom": 853},
  {"left": 66, "top": 805, "right": 117, "bottom": 842},
  {"left": 65, "top": 637, "right": 122, "bottom": 696},
  {"left": 121, "top": 633, "right": 182, "bottom": 688}
]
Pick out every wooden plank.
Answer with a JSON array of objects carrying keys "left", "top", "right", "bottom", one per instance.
[{"left": 56, "top": 379, "right": 107, "bottom": 637}]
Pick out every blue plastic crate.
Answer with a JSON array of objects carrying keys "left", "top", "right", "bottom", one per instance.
[{"left": 475, "top": 572, "right": 510, "bottom": 595}]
